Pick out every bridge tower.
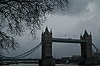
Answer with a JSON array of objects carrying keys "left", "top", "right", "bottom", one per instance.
[
  {"left": 39, "top": 27, "right": 55, "bottom": 66},
  {"left": 80, "top": 30, "right": 97, "bottom": 65}
]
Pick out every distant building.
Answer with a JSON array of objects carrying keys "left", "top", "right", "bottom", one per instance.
[{"left": 72, "top": 55, "right": 81, "bottom": 59}]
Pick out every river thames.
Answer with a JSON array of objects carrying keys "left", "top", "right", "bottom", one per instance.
[{"left": 4, "top": 64, "right": 100, "bottom": 66}]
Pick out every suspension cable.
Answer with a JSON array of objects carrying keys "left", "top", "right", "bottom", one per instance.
[
  {"left": 14, "top": 41, "right": 43, "bottom": 58},
  {"left": 92, "top": 43, "right": 100, "bottom": 53},
  {"left": 0, "top": 42, "right": 44, "bottom": 59}
]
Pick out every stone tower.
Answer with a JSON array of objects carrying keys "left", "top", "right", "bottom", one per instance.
[
  {"left": 80, "top": 30, "right": 97, "bottom": 65},
  {"left": 39, "top": 27, "right": 55, "bottom": 66}
]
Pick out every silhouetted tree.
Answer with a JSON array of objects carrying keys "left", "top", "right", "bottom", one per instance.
[{"left": 0, "top": 0, "right": 68, "bottom": 50}]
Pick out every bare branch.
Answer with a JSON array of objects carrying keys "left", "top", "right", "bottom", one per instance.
[{"left": 0, "top": 0, "right": 68, "bottom": 50}]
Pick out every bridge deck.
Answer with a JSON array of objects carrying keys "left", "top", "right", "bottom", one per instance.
[{"left": 52, "top": 38, "right": 86, "bottom": 43}]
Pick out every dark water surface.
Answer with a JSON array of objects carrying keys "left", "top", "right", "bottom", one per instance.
[{"left": 4, "top": 64, "right": 100, "bottom": 66}]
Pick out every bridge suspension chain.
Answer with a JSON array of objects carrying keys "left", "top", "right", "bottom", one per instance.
[
  {"left": 92, "top": 43, "right": 100, "bottom": 53},
  {"left": 0, "top": 42, "right": 44, "bottom": 59},
  {"left": 14, "top": 42, "right": 43, "bottom": 58},
  {"left": 92, "top": 43, "right": 100, "bottom": 59}
]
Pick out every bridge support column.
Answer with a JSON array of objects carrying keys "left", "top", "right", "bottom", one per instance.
[
  {"left": 39, "top": 27, "right": 55, "bottom": 66},
  {"left": 80, "top": 30, "right": 97, "bottom": 65}
]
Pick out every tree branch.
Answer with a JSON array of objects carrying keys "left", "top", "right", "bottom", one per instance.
[
  {"left": 0, "top": 0, "right": 39, "bottom": 4},
  {"left": 0, "top": 0, "right": 68, "bottom": 50}
]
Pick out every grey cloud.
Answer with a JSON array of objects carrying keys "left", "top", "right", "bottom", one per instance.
[
  {"left": 3, "top": 0, "right": 100, "bottom": 58},
  {"left": 56, "top": 0, "right": 96, "bottom": 16},
  {"left": 49, "top": 0, "right": 100, "bottom": 58}
]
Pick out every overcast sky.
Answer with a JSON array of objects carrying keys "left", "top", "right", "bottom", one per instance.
[{"left": 4, "top": 0, "right": 100, "bottom": 59}]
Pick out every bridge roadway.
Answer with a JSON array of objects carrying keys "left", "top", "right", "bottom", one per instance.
[
  {"left": 0, "top": 59, "right": 39, "bottom": 61},
  {"left": 0, "top": 59, "right": 40, "bottom": 64},
  {"left": 0, "top": 59, "right": 69, "bottom": 64},
  {"left": 52, "top": 38, "right": 87, "bottom": 43}
]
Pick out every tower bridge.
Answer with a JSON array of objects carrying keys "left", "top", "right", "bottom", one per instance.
[
  {"left": 39, "top": 27, "right": 97, "bottom": 66},
  {"left": 0, "top": 27, "right": 100, "bottom": 65}
]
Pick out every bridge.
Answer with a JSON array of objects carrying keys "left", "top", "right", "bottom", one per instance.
[
  {"left": 0, "top": 59, "right": 39, "bottom": 65},
  {"left": 0, "top": 27, "right": 100, "bottom": 66},
  {"left": 52, "top": 38, "right": 86, "bottom": 43}
]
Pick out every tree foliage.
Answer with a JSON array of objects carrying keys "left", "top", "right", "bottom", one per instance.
[{"left": 0, "top": 0, "right": 68, "bottom": 50}]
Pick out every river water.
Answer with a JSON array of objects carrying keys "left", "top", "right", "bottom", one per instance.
[{"left": 4, "top": 64, "right": 100, "bottom": 66}]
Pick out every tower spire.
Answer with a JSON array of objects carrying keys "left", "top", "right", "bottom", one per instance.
[
  {"left": 50, "top": 29, "right": 52, "bottom": 34},
  {"left": 45, "top": 27, "right": 49, "bottom": 33},
  {"left": 83, "top": 30, "right": 89, "bottom": 37},
  {"left": 80, "top": 33, "right": 82, "bottom": 38},
  {"left": 90, "top": 32, "right": 92, "bottom": 37},
  {"left": 84, "top": 30, "right": 88, "bottom": 35}
]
